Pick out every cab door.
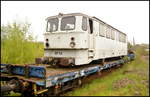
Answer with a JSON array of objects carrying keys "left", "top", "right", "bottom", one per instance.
[{"left": 88, "top": 18, "right": 94, "bottom": 59}]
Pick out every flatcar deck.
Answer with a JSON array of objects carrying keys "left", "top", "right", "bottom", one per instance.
[{"left": 45, "top": 64, "right": 99, "bottom": 77}]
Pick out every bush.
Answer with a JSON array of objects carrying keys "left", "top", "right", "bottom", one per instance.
[{"left": 1, "top": 21, "right": 43, "bottom": 64}]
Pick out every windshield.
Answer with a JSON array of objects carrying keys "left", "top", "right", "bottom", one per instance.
[
  {"left": 47, "top": 18, "right": 58, "bottom": 32},
  {"left": 61, "top": 16, "right": 75, "bottom": 30}
]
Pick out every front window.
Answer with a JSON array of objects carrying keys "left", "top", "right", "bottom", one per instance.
[
  {"left": 47, "top": 18, "right": 58, "bottom": 32},
  {"left": 61, "top": 16, "right": 75, "bottom": 30}
]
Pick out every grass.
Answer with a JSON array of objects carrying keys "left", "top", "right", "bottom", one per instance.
[{"left": 65, "top": 46, "right": 149, "bottom": 96}]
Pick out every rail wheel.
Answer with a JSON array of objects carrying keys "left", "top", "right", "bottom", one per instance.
[
  {"left": 102, "top": 59, "right": 105, "bottom": 65},
  {"left": 97, "top": 70, "right": 102, "bottom": 76},
  {"left": 77, "top": 78, "right": 82, "bottom": 86}
]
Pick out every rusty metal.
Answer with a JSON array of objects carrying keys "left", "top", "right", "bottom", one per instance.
[
  {"left": 24, "top": 65, "right": 29, "bottom": 78},
  {"left": 45, "top": 64, "right": 100, "bottom": 77},
  {"left": 6, "top": 64, "right": 13, "bottom": 75},
  {"left": 59, "top": 58, "right": 69, "bottom": 66},
  {"left": 1, "top": 79, "right": 20, "bottom": 94},
  {"left": 39, "top": 57, "right": 75, "bottom": 66},
  {"left": 1, "top": 73, "right": 44, "bottom": 83}
]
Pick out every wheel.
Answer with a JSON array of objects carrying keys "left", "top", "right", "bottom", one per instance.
[
  {"left": 78, "top": 79, "right": 82, "bottom": 86},
  {"left": 102, "top": 59, "right": 105, "bottom": 65},
  {"left": 97, "top": 71, "right": 102, "bottom": 76}
]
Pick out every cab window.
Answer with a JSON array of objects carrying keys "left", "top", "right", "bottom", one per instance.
[
  {"left": 61, "top": 16, "right": 75, "bottom": 30},
  {"left": 82, "top": 17, "right": 87, "bottom": 31},
  {"left": 47, "top": 18, "right": 58, "bottom": 32}
]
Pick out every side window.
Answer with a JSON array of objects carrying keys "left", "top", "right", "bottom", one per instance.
[
  {"left": 106, "top": 27, "right": 109, "bottom": 38},
  {"left": 122, "top": 34, "right": 124, "bottom": 43},
  {"left": 122, "top": 34, "right": 126, "bottom": 43},
  {"left": 108, "top": 28, "right": 111, "bottom": 38},
  {"left": 106, "top": 26, "right": 110, "bottom": 39},
  {"left": 121, "top": 33, "right": 123, "bottom": 42},
  {"left": 116, "top": 31, "right": 119, "bottom": 41},
  {"left": 99, "top": 23, "right": 105, "bottom": 37},
  {"left": 104, "top": 25, "right": 107, "bottom": 37},
  {"left": 125, "top": 35, "right": 126, "bottom": 43},
  {"left": 119, "top": 32, "right": 121, "bottom": 42},
  {"left": 93, "top": 21, "right": 99, "bottom": 36},
  {"left": 110, "top": 28, "right": 112, "bottom": 39},
  {"left": 111, "top": 29, "right": 115, "bottom": 40},
  {"left": 119, "top": 32, "right": 122, "bottom": 42},
  {"left": 82, "top": 17, "right": 87, "bottom": 31}
]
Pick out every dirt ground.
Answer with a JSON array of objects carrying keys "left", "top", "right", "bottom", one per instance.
[{"left": 112, "top": 78, "right": 135, "bottom": 90}]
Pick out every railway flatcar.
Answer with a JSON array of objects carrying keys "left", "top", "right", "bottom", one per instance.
[{"left": 41, "top": 13, "right": 127, "bottom": 66}]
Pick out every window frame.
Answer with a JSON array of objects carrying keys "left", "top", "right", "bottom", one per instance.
[
  {"left": 60, "top": 16, "right": 76, "bottom": 31},
  {"left": 93, "top": 20, "right": 100, "bottom": 36},
  {"left": 46, "top": 18, "right": 59, "bottom": 32},
  {"left": 82, "top": 16, "right": 87, "bottom": 31},
  {"left": 111, "top": 29, "right": 115, "bottom": 40},
  {"left": 99, "top": 23, "right": 105, "bottom": 37},
  {"left": 106, "top": 26, "right": 111, "bottom": 39}
]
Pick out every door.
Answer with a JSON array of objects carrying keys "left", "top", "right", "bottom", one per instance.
[
  {"left": 88, "top": 19, "right": 94, "bottom": 49},
  {"left": 88, "top": 19, "right": 94, "bottom": 58}
]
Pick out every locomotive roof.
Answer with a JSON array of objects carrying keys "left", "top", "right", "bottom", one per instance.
[
  {"left": 46, "top": 13, "right": 91, "bottom": 19},
  {"left": 92, "top": 16, "right": 126, "bottom": 36},
  {"left": 46, "top": 13, "right": 126, "bottom": 36}
]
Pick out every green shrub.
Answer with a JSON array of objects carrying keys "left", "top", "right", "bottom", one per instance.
[{"left": 1, "top": 21, "right": 44, "bottom": 64}]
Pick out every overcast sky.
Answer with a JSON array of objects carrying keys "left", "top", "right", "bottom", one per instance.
[{"left": 1, "top": 1, "right": 149, "bottom": 44}]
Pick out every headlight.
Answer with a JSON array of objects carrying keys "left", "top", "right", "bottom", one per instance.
[
  {"left": 70, "top": 42, "right": 76, "bottom": 47},
  {"left": 45, "top": 42, "right": 49, "bottom": 48},
  {"left": 45, "top": 38, "right": 49, "bottom": 48}
]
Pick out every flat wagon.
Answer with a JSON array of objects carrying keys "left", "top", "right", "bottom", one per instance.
[{"left": 1, "top": 53, "right": 135, "bottom": 96}]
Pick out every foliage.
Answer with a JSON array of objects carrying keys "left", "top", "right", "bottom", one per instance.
[
  {"left": 127, "top": 42, "right": 133, "bottom": 50},
  {"left": 1, "top": 21, "right": 44, "bottom": 64}
]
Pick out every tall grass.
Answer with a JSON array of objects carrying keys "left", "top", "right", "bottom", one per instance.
[{"left": 1, "top": 21, "right": 44, "bottom": 64}]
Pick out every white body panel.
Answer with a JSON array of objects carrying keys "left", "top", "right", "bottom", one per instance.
[
  {"left": 44, "top": 13, "right": 127, "bottom": 65},
  {"left": 44, "top": 32, "right": 88, "bottom": 49},
  {"left": 44, "top": 50, "right": 89, "bottom": 65}
]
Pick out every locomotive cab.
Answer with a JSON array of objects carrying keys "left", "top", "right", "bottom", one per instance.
[
  {"left": 43, "top": 13, "right": 91, "bottom": 66},
  {"left": 44, "top": 13, "right": 89, "bottom": 49}
]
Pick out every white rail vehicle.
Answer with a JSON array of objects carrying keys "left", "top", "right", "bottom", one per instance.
[{"left": 44, "top": 13, "right": 127, "bottom": 66}]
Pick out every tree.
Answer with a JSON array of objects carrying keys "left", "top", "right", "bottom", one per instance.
[
  {"left": 1, "top": 21, "right": 43, "bottom": 64},
  {"left": 127, "top": 42, "right": 133, "bottom": 50}
]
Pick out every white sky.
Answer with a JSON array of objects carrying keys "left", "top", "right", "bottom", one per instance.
[{"left": 1, "top": 1, "right": 149, "bottom": 44}]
